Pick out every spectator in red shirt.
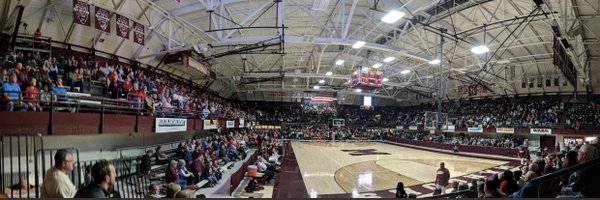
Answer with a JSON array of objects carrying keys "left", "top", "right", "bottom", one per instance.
[
  {"left": 435, "top": 162, "right": 450, "bottom": 194},
  {"left": 25, "top": 78, "right": 42, "bottom": 111}
]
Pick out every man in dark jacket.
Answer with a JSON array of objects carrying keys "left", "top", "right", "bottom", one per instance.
[
  {"left": 140, "top": 150, "right": 153, "bottom": 175},
  {"left": 74, "top": 160, "right": 116, "bottom": 198},
  {"left": 435, "top": 162, "right": 450, "bottom": 195}
]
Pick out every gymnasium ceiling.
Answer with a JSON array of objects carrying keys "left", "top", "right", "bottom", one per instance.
[{"left": 3, "top": 0, "right": 600, "bottom": 101}]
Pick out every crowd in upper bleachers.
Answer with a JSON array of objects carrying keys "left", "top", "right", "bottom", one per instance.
[
  {"left": 253, "top": 97, "right": 600, "bottom": 130},
  {"left": 1, "top": 49, "right": 255, "bottom": 120}
]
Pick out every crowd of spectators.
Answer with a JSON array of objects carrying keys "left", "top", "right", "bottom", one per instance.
[
  {"left": 394, "top": 131, "right": 526, "bottom": 149},
  {"left": 251, "top": 97, "right": 599, "bottom": 130},
  {"left": 278, "top": 125, "right": 386, "bottom": 141},
  {"left": 1, "top": 50, "right": 255, "bottom": 121}
]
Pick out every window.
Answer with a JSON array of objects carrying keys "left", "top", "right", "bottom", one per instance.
[
  {"left": 529, "top": 77, "right": 535, "bottom": 88},
  {"left": 522, "top": 81, "right": 527, "bottom": 88},
  {"left": 546, "top": 77, "right": 551, "bottom": 87},
  {"left": 554, "top": 77, "right": 559, "bottom": 86},
  {"left": 537, "top": 77, "right": 543, "bottom": 88}
]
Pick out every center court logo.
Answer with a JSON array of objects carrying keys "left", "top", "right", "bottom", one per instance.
[{"left": 341, "top": 149, "right": 390, "bottom": 156}]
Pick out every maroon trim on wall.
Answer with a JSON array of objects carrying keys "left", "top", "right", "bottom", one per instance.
[
  {"left": 52, "top": 112, "right": 101, "bottom": 135},
  {"left": 0, "top": 112, "right": 49, "bottom": 135}
]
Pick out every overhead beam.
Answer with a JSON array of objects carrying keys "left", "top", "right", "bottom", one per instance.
[{"left": 139, "top": 35, "right": 430, "bottom": 61}]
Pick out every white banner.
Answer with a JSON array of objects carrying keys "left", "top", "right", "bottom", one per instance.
[
  {"left": 530, "top": 128, "right": 552, "bottom": 135},
  {"left": 239, "top": 119, "right": 245, "bottom": 127},
  {"left": 497, "top": 127, "right": 515, "bottom": 134},
  {"left": 468, "top": 127, "right": 484, "bottom": 133},
  {"left": 155, "top": 118, "right": 187, "bottom": 133},
  {"left": 204, "top": 120, "right": 217, "bottom": 130},
  {"left": 395, "top": 125, "right": 403, "bottom": 130},
  {"left": 409, "top": 126, "right": 418, "bottom": 130},
  {"left": 226, "top": 120, "right": 235, "bottom": 128},
  {"left": 443, "top": 125, "right": 456, "bottom": 132}
]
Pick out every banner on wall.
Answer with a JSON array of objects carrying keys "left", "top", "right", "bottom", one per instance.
[
  {"left": 204, "top": 120, "right": 217, "bottom": 130},
  {"left": 94, "top": 7, "right": 111, "bottom": 33},
  {"left": 409, "top": 126, "right": 418, "bottom": 130},
  {"left": 443, "top": 125, "right": 456, "bottom": 132},
  {"left": 155, "top": 118, "right": 186, "bottom": 133},
  {"left": 133, "top": 22, "right": 144, "bottom": 45},
  {"left": 73, "top": 0, "right": 91, "bottom": 26},
  {"left": 497, "top": 127, "right": 515, "bottom": 134},
  {"left": 468, "top": 126, "right": 484, "bottom": 133},
  {"left": 116, "top": 14, "right": 130, "bottom": 39},
  {"left": 226, "top": 120, "right": 235, "bottom": 128},
  {"left": 530, "top": 128, "right": 552, "bottom": 135},
  {"left": 239, "top": 119, "right": 245, "bottom": 127},
  {"left": 395, "top": 126, "right": 403, "bottom": 130}
]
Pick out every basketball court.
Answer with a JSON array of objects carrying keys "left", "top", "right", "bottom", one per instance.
[{"left": 291, "top": 141, "right": 520, "bottom": 198}]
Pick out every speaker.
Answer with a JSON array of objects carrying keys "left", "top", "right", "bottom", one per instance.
[{"left": 533, "top": 0, "right": 544, "bottom": 6}]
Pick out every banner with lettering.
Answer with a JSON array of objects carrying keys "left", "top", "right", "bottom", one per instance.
[
  {"left": 94, "top": 7, "right": 111, "bottom": 33},
  {"left": 204, "top": 120, "right": 217, "bottom": 130},
  {"left": 116, "top": 14, "right": 130, "bottom": 39},
  {"left": 73, "top": 0, "right": 91, "bottom": 26},
  {"left": 155, "top": 118, "right": 187, "bottom": 133},
  {"left": 496, "top": 127, "right": 515, "bottom": 134},
  {"left": 133, "top": 22, "right": 145, "bottom": 45},
  {"left": 468, "top": 126, "right": 484, "bottom": 133},
  {"left": 530, "top": 128, "right": 552, "bottom": 135},
  {"left": 226, "top": 120, "right": 235, "bottom": 128}
]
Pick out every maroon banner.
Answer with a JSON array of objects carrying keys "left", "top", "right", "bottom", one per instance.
[
  {"left": 94, "top": 7, "right": 111, "bottom": 33},
  {"left": 133, "top": 22, "right": 144, "bottom": 45},
  {"left": 116, "top": 14, "right": 130, "bottom": 39},
  {"left": 72, "top": 0, "right": 91, "bottom": 26}
]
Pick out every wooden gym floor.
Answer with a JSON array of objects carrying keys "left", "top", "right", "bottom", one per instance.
[{"left": 290, "top": 141, "right": 520, "bottom": 198}]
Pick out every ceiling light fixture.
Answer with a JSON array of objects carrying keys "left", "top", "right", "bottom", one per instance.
[
  {"left": 352, "top": 41, "right": 365, "bottom": 49},
  {"left": 381, "top": 10, "right": 405, "bottom": 23},
  {"left": 383, "top": 57, "right": 395, "bottom": 62},
  {"left": 325, "top": 71, "right": 333, "bottom": 76},
  {"left": 319, "top": 79, "right": 325, "bottom": 84},
  {"left": 335, "top": 59, "right": 345, "bottom": 65},
  {"left": 401, "top": 70, "right": 411, "bottom": 74},
  {"left": 428, "top": 59, "right": 441, "bottom": 65},
  {"left": 372, "top": 63, "right": 382, "bottom": 68},
  {"left": 313, "top": 85, "right": 320, "bottom": 89},
  {"left": 471, "top": 45, "right": 490, "bottom": 54}
]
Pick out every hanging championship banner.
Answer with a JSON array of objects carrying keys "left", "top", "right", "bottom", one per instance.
[
  {"left": 116, "top": 14, "right": 130, "bottom": 39},
  {"left": 95, "top": 7, "right": 111, "bottom": 33},
  {"left": 133, "top": 22, "right": 144, "bottom": 45},
  {"left": 73, "top": 0, "right": 91, "bottom": 26}
]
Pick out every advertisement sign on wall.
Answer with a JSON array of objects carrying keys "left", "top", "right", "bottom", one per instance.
[
  {"left": 204, "top": 120, "right": 217, "bottom": 130},
  {"left": 226, "top": 120, "right": 235, "bottom": 128},
  {"left": 468, "top": 126, "right": 484, "bottom": 133},
  {"left": 239, "top": 119, "right": 245, "bottom": 127},
  {"left": 409, "top": 126, "right": 418, "bottom": 130},
  {"left": 155, "top": 118, "right": 187, "bottom": 133},
  {"left": 530, "top": 128, "right": 552, "bottom": 135},
  {"left": 496, "top": 127, "right": 515, "bottom": 134},
  {"left": 443, "top": 125, "right": 456, "bottom": 132}
]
